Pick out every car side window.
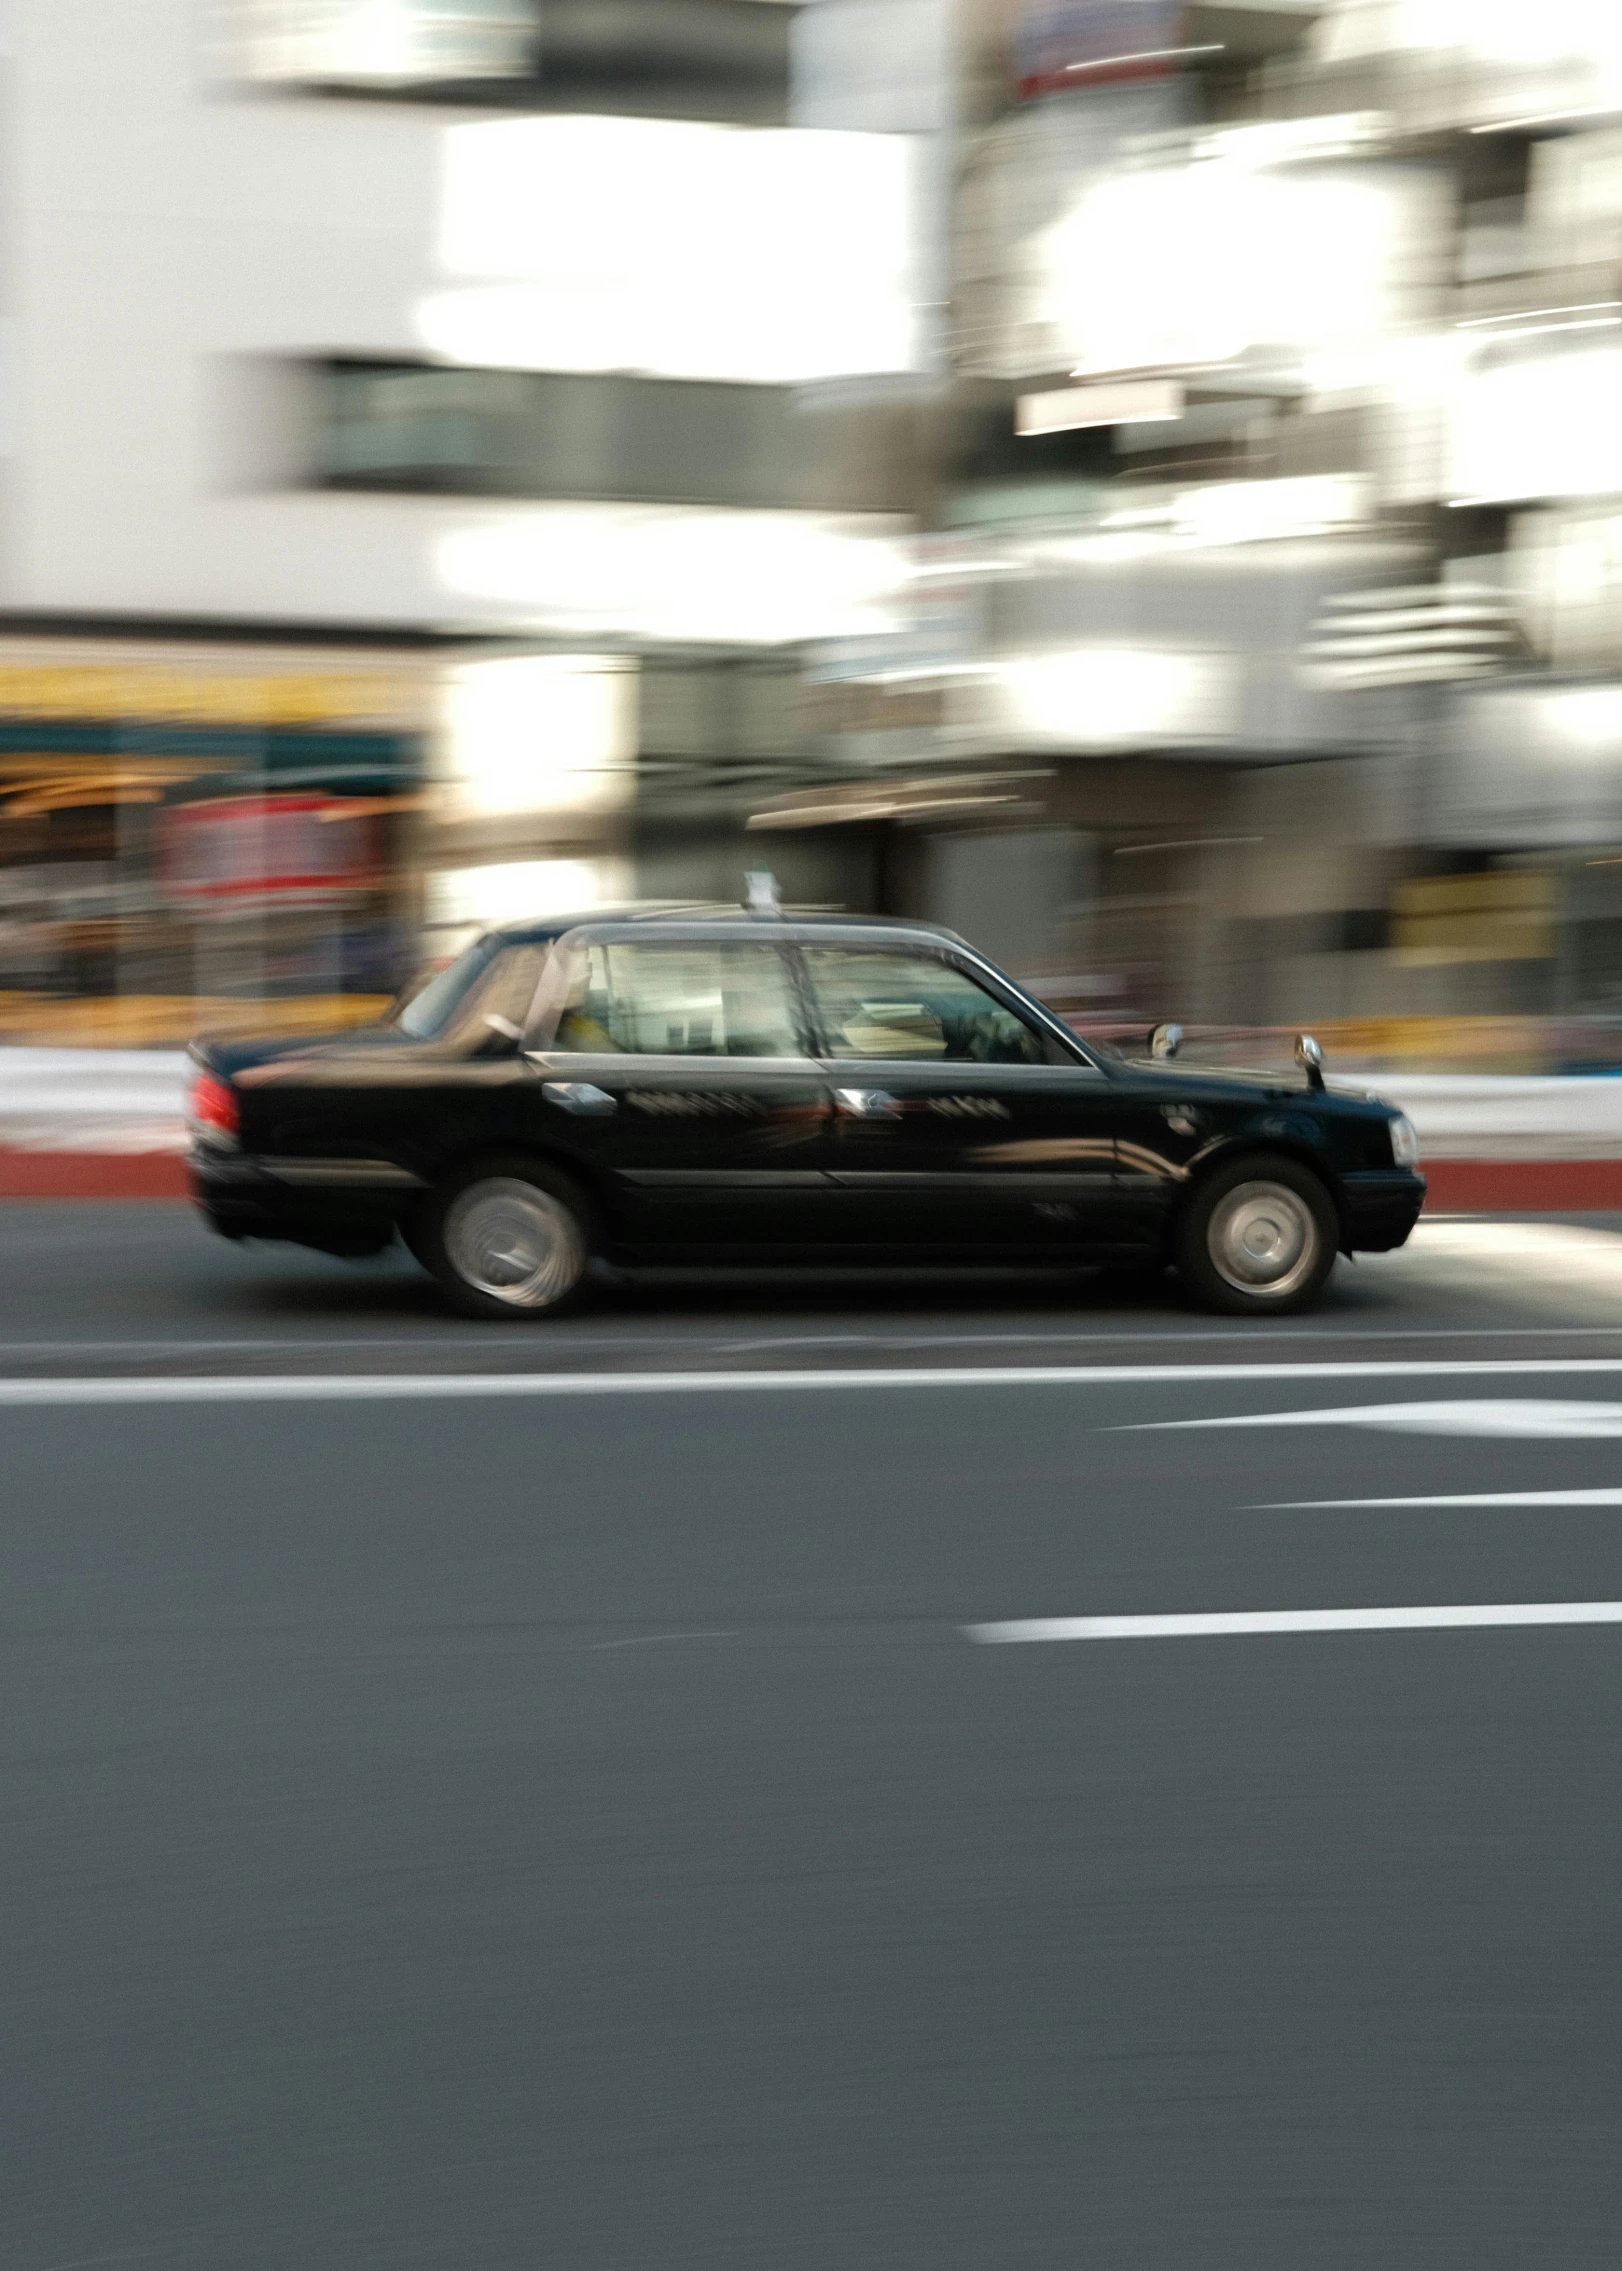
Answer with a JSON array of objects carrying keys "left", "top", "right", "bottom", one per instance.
[
  {"left": 552, "top": 942, "right": 804, "bottom": 1058},
  {"left": 802, "top": 948, "right": 1050, "bottom": 1066}
]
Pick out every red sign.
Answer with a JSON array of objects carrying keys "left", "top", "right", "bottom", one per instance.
[
  {"left": 160, "top": 795, "right": 378, "bottom": 911},
  {"left": 1016, "top": 0, "right": 1189, "bottom": 99}
]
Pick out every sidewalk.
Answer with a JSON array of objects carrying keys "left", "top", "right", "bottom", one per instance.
[
  {"left": 1374, "top": 1075, "right": 1622, "bottom": 1210},
  {"left": 0, "top": 1050, "right": 188, "bottom": 1196},
  {"left": 1, "top": 1050, "right": 1621, "bottom": 1208}
]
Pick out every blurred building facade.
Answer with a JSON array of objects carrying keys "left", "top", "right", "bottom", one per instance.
[
  {"left": 0, "top": 0, "right": 926, "bottom": 1037},
  {"left": 9, "top": 1, "right": 1622, "bottom": 1058},
  {"left": 798, "top": 0, "right": 1622, "bottom": 1063}
]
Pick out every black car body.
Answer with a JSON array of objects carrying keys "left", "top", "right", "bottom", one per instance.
[{"left": 188, "top": 911, "right": 1425, "bottom": 1317}]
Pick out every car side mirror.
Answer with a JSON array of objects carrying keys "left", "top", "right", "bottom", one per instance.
[
  {"left": 1148, "top": 1022, "right": 1183, "bottom": 1062},
  {"left": 1295, "top": 1032, "right": 1325, "bottom": 1091}
]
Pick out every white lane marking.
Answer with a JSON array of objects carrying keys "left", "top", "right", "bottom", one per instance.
[
  {"left": 1136, "top": 1398, "right": 1622, "bottom": 1436},
  {"left": 966, "top": 1603, "right": 1622, "bottom": 1643},
  {"left": 3, "top": 1324, "right": 1622, "bottom": 1359},
  {"left": 1266, "top": 1490, "right": 1622, "bottom": 1508},
  {"left": 13, "top": 1360, "right": 1622, "bottom": 1405}
]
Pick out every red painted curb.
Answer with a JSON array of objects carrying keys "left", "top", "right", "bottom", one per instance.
[
  {"left": 0, "top": 1150, "right": 1616, "bottom": 1214},
  {"left": 0, "top": 1152, "right": 190, "bottom": 1199},
  {"left": 1419, "top": 1160, "right": 1622, "bottom": 1212}
]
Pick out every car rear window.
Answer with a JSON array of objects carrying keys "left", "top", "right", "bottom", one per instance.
[
  {"left": 395, "top": 938, "right": 547, "bottom": 1043},
  {"left": 395, "top": 938, "right": 503, "bottom": 1039}
]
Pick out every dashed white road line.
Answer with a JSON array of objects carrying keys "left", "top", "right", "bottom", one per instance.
[
  {"left": 966, "top": 1603, "right": 1622, "bottom": 1643},
  {"left": 1134, "top": 1398, "right": 1622, "bottom": 1435},
  {"left": 1266, "top": 1489, "right": 1622, "bottom": 1509},
  {"left": 589, "top": 1631, "right": 741, "bottom": 1650}
]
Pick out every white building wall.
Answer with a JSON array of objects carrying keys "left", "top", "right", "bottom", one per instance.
[
  {"left": 11, "top": 0, "right": 436, "bottom": 618},
  {"left": 6, "top": 0, "right": 914, "bottom": 638},
  {"left": 791, "top": 0, "right": 954, "bottom": 372}
]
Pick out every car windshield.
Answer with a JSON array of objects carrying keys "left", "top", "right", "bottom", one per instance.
[{"left": 394, "top": 937, "right": 502, "bottom": 1040}]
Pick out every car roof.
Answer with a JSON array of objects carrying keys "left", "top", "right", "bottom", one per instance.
[{"left": 486, "top": 907, "right": 969, "bottom": 950}]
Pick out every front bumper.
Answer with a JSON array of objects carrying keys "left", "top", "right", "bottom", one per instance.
[{"left": 1340, "top": 1167, "right": 1427, "bottom": 1253}]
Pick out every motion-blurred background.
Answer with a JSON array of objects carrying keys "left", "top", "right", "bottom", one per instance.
[{"left": 7, "top": 0, "right": 1622, "bottom": 1069}]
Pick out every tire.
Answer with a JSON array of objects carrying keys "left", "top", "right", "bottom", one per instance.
[
  {"left": 420, "top": 1157, "right": 595, "bottom": 1321},
  {"left": 1176, "top": 1154, "right": 1337, "bottom": 1317}
]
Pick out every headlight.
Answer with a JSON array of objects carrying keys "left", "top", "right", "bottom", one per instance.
[{"left": 1389, "top": 1113, "right": 1420, "bottom": 1168}]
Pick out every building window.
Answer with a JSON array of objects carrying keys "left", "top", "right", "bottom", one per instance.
[
  {"left": 227, "top": 0, "right": 537, "bottom": 86},
  {"left": 214, "top": 1, "right": 795, "bottom": 124},
  {"left": 314, "top": 362, "right": 923, "bottom": 517}
]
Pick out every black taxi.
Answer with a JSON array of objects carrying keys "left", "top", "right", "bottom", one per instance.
[{"left": 188, "top": 909, "right": 1425, "bottom": 1319}]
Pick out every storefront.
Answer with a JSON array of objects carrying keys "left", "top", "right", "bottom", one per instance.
[{"left": 0, "top": 640, "right": 432, "bottom": 1043}]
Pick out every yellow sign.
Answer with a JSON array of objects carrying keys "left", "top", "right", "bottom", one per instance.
[
  {"left": 1391, "top": 872, "right": 1558, "bottom": 965},
  {"left": 0, "top": 664, "right": 417, "bottom": 729}
]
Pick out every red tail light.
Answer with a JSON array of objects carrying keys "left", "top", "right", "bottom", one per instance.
[{"left": 188, "top": 1070, "right": 239, "bottom": 1143}]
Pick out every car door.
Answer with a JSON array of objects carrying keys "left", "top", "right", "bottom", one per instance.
[
  {"left": 521, "top": 928, "right": 831, "bottom": 1253},
  {"left": 797, "top": 940, "right": 1126, "bottom": 1254}
]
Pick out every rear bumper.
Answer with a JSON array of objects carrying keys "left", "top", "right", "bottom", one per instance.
[
  {"left": 1340, "top": 1167, "right": 1427, "bottom": 1253},
  {"left": 189, "top": 1146, "right": 409, "bottom": 1252}
]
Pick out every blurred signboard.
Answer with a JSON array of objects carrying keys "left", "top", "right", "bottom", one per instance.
[
  {"left": 1391, "top": 872, "right": 1558, "bottom": 967},
  {"left": 160, "top": 796, "right": 379, "bottom": 914},
  {"left": 0, "top": 640, "right": 428, "bottom": 731},
  {"left": 1015, "top": 0, "right": 1189, "bottom": 99}
]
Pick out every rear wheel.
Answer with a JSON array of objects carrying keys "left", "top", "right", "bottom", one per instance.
[
  {"left": 421, "top": 1159, "right": 594, "bottom": 1321},
  {"left": 1177, "top": 1154, "right": 1336, "bottom": 1316}
]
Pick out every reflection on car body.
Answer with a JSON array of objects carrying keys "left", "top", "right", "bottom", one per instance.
[{"left": 187, "top": 908, "right": 1426, "bottom": 1320}]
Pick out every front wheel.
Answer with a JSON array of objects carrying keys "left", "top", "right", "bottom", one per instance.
[
  {"left": 1176, "top": 1155, "right": 1337, "bottom": 1316},
  {"left": 420, "top": 1159, "right": 594, "bottom": 1321}
]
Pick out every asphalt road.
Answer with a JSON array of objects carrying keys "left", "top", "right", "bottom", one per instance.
[
  {"left": 9, "top": 1199, "right": 1622, "bottom": 1372},
  {"left": 8, "top": 1205, "right": 1622, "bottom": 2268}
]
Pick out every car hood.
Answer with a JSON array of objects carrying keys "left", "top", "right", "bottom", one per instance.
[{"left": 1113, "top": 1058, "right": 1390, "bottom": 1114}]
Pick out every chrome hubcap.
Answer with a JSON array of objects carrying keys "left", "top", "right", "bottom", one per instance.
[
  {"left": 444, "top": 1179, "right": 584, "bottom": 1309},
  {"left": 1208, "top": 1180, "right": 1318, "bottom": 1298}
]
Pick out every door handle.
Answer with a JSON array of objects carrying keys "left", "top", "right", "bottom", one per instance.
[
  {"left": 835, "top": 1088, "right": 901, "bottom": 1119},
  {"left": 542, "top": 1082, "right": 617, "bottom": 1116}
]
